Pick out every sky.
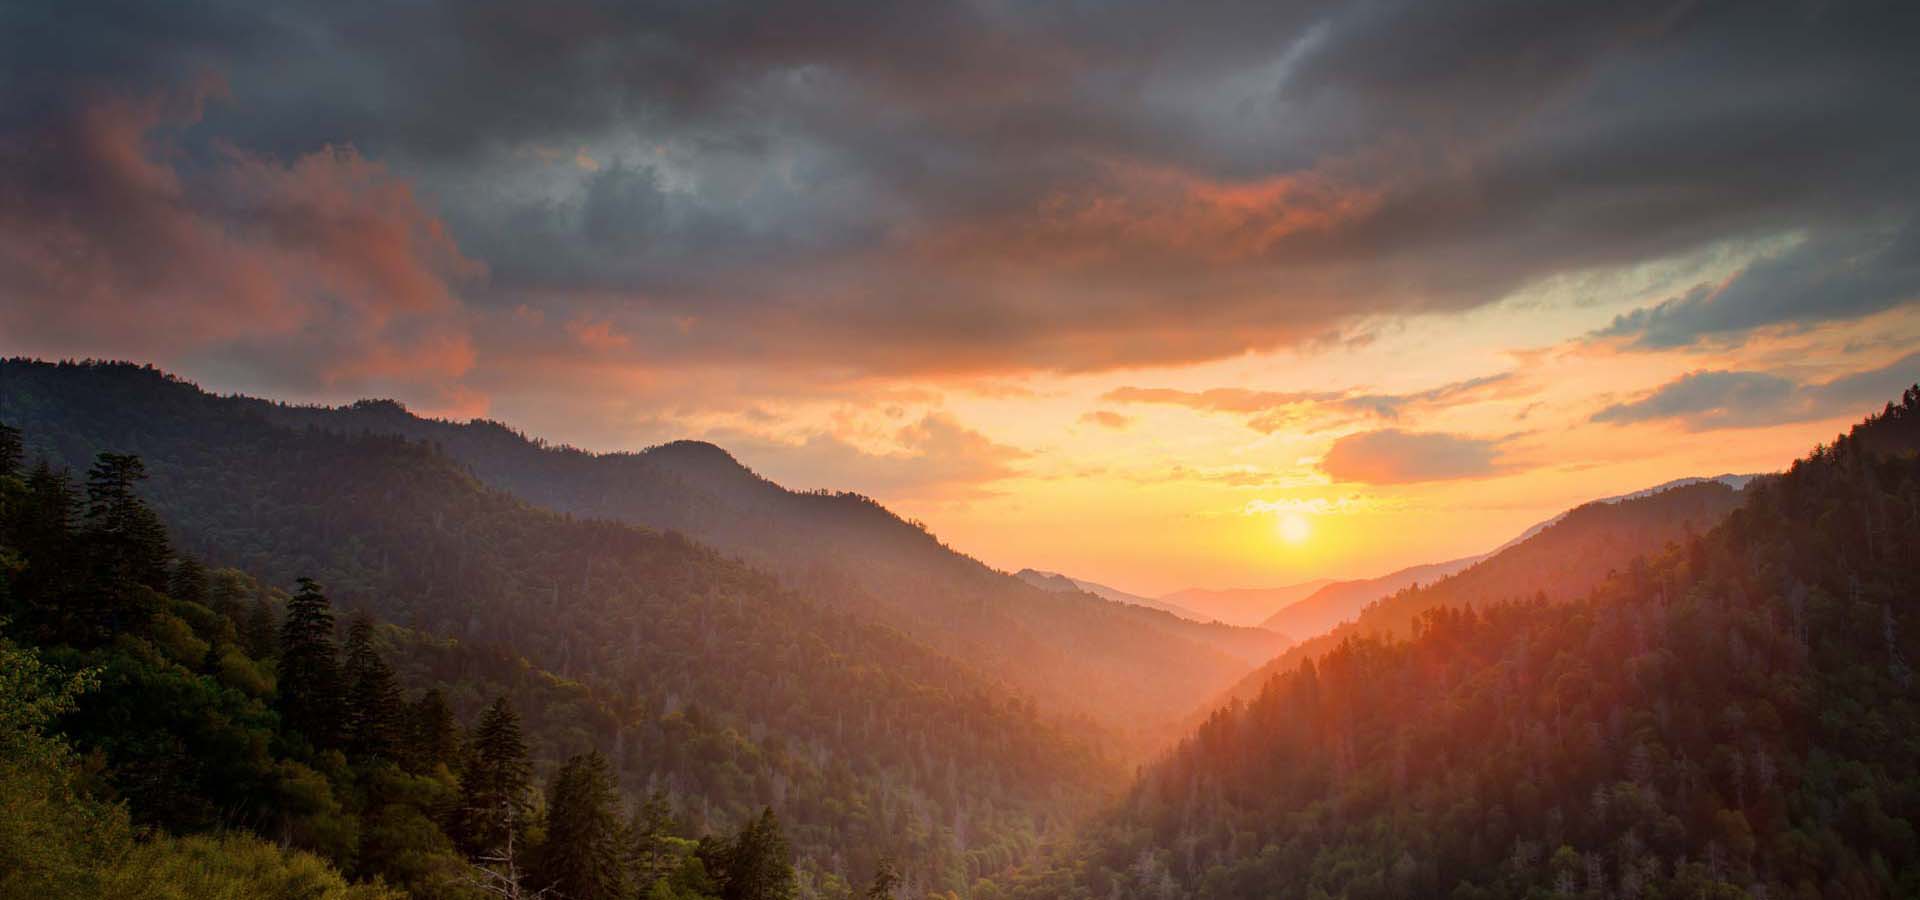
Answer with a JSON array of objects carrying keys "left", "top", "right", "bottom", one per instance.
[{"left": 3, "top": 1, "right": 1918, "bottom": 595}]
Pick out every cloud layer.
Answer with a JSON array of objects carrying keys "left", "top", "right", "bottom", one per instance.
[
  {"left": 1593, "top": 354, "right": 1920, "bottom": 431},
  {"left": 4, "top": 0, "right": 1918, "bottom": 385}
]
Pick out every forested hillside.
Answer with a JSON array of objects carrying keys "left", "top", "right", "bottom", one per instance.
[
  {"left": 0, "top": 361, "right": 1121, "bottom": 897},
  {"left": 1212, "top": 479, "right": 1749, "bottom": 718},
  {"left": 1, "top": 360, "right": 1274, "bottom": 740},
  {"left": 1011, "top": 389, "right": 1920, "bottom": 899},
  {"left": 1259, "top": 556, "right": 1481, "bottom": 642}
]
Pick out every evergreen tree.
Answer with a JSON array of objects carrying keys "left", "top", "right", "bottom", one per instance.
[
  {"left": 277, "top": 577, "right": 343, "bottom": 748},
  {"left": 705, "top": 808, "right": 796, "bottom": 900},
  {"left": 82, "top": 452, "right": 171, "bottom": 593},
  {"left": 863, "top": 857, "right": 901, "bottom": 900},
  {"left": 342, "top": 613, "right": 405, "bottom": 762},
  {"left": 537, "top": 751, "right": 628, "bottom": 900},
  {"left": 243, "top": 596, "right": 278, "bottom": 659},
  {"left": 459, "top": 696, "right": 532, "bottom": 857},
  {"left": 169, "top": 556, "right": 209, "bottom": 606},
  {"left": 628, "top": 791, "right": 683, "bottom": 888},
  {"left": 73, "top": 453, "right": 170, "bottom": 641},
  {"left": 405, "top": 687, "right": 462, "bottom": 774},
  {"left": 0, "top": 421, "right": 21, "bottom": 480}
]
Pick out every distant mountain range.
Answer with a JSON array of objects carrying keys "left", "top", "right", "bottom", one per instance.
[
  {"left": 1031, "top": 472, "right": 1767, "bottom": 643},
  {"left": 1014, "top": 569, "right": 1201, "bottom": 620}
]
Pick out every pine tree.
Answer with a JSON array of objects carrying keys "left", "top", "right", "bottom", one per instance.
[
  {"left": 342, "top": 612, "right": 405, "bottom": 761},
  {"left": 277, "top": 577, "right": 343, "bottom": 748},
  {"left": 864, "top": 857, "right": 902, "bottom": 900},
  {"left": 169, "top": 556, "right": 209, "bottom": 606},
  {"left": 244, "top": 596, "right": 278, "bottom": 659},
  {"left": 83, "top": 452, "right": 171, "bottom": 592},
  {"left": 460, "top": 696, "right": 532, "bottom": 857},
  {"left": 406, "top": 687, "right": 463, "bottom": 774},
  {"left": 537, "top": 751, "right": 628, "bottom": 900},
  {"left": 0, "top": 421, "right": 21, "bottom": 480},
  {"left": 75, "top": 452, "right": 170, "bottom": 641},
  {"left": 628, "top": 791, "right": 683, "bottom": 888},
  {"left": 706, "top": 807, "right": 796, "bottom": 900}
]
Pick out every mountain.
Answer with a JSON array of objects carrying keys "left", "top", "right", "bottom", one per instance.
[
  {"left": 1257, "top": 475, "right": 1763, "bottom": 643},
  {"left": 233, "top": 379, "right": 1275, "bottom": 739},
  {"left": 0, "top": 360, "right": 1269, "bottom": 744},
  {"left": 1011, "top": 388, "right": 1920, "bottom": 899},
  {"left": 1015, "top": 569, "right": 1290, "bottom": 665},
  {"left": 1016, "top": 568, "right": 1204, "bottom": 621},
  {"left": 0, "top": 359, "right": 1118, "bottom": 893},
  {"left": 1211, "top": 474, "right": 1753, "bottom": 719},
  {"left": 1157, "top": 580, "right": 1336, "bottom": 628},
  {"left": 1259, "top": 555, "right": 1482, "bottom": 640}
]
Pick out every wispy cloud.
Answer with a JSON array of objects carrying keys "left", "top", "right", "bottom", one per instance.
[{"left": 1592, "top": 353, "right": 1920, "bottom": 430}]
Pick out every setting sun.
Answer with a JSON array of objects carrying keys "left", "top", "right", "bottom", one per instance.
[{"left": 1278, "top": 512, "right": 1312, "bottom": 544}]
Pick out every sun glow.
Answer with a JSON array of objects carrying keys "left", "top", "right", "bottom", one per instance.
[{"left": 1278, "top": 512, "right": 1312, "bottom": 544}]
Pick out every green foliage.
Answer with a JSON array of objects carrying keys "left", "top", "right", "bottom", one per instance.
[
  {"left": 459, "top": 696, "right": 532, "bottom": 858},
  {"left": 2, "top": 359, "right": 1118, "bottom": 892},
  {"left": 280, "top": 577, "right": 345, "bottom": 750},
  {"left": 537, "top": 750, "right": 628, "bottom": 900}
]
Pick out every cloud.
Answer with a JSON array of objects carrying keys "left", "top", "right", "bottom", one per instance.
[
  {"left": 1103, "top": 372, "right": 1524, "bottom": 433},
  {"left": 3, "top": 1, "right": 1917, "bottom": 381},
  {"left": 0, "top": 84, "right": 482, "bottom": 399},
  {"left": 1591, "top": 354, "right": 1920, "bottom": 431},
  {"left": 714, "top": 413, "right": 1029, "bottom": 500},
  {"left": 1079, "top": 410, "right": 1132, "bottom": 430},
  {"left": 1318, "top": 429, "right": 1507, "bottom": 484},
  {"left": 1595, "top": 223, "right": 1920, "bottom": 349}
]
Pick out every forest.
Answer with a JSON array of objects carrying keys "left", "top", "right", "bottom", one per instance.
[
  {"left": 4, "top": 361, "right": 1919, "bottom": 900},
  {"left": 1003, "top": 390, "right": 1920, "bottom": 899}
]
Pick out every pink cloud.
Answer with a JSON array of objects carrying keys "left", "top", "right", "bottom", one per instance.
[{"left": 0, "top": 85, "right": 482, "bottom": 397}]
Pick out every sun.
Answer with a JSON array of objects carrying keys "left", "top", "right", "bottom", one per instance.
[{"left": 1278, "top": 512, "right": 1312, "bottom": 545}]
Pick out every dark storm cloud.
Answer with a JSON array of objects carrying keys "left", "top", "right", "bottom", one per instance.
[
  {"left": 3, "top": 0, "right": 1918, "bottom": 381},
  {"left": 1597, "top": 222, "right": 1920, "bottom": 348},
  {"left": 1591, "top": 353, "right": 1920, "bottom": 430}
]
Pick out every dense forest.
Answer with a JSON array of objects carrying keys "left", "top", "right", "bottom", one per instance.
[
  {"left": 1007, "top": 389, "right": 1920, "bottom": 899},
  {"left": 1213, "top": 479, "right": 1751, "bottom": 718},
  {"left": 0, "top": 361, "right": 1122, "bottom": 898},
  {"left": 237, "top": 375, "right": 1285, "bottom": 737}
]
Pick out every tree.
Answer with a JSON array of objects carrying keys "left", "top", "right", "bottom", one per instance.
[
  {"left": 342, "top": 613, "right": 405, "bottom": 762},
  {"left": 629, "top": 791, "right": 685, "bottom": 888},
  {"left": 82, "top": 452, "right": 171, "bottom": 593},
  {"left": 244, "top": 596, "right": 278, "bottom": 660},
  {"left": 704, "top": 808, "right": 796, "bottom": 900},
  {"left": 169, "top": 556, "right": 209, "bottom": 606},
  {"left": 536, "top": 751, "right": 628, "bottom": 900},
  {"left": 277, "top": 577, "right": 343, "bottom": 748},
  {"left": 460, "top": 696, "right": 532, "bottom": 857},
  {"left": 864, "top": 856, "right": 902, "bottom": 900},
  {"left": 0, "top": 421, "right": 21, "bottom": 480},
  {"left": 405, "top": 688, "right": 463, "bottom": 774}
]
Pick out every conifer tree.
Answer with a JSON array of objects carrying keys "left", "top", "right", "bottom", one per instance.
[
  {"left": 460, "top": 696, "right": 532, "bottom": 857},
  {"left": 406, "top": 687, "right": 463, "bottom": 774},
  {"left": 537, "top": 750, "right": 628, "bottom": 900},
  {"left": 244, "top": 596, "right": 278, "bottom": 659},
  {"left": 628, "top": 790, "right": 683, "bottom": 888},
  {"left": 864, "top": 857, "right": 902, "bottom": 900},
  {"left": 706, "top": 807, "right": 796, "bottom": 900},
  {"left": 83, "top": 452, "right": 171, "bottom": 593},
  {"left": 169, "top": 556, "right": 209, "bottom": 606},
  {"left": 342, "top": 612, "right": 405, "bottom": 761},
  {"left": 0, "top": 421, "right": 21, "bottom": 480},
  {"left": 75, "top": 452, "right": 170, "bottom": 641},
  {"left": 277, "top": 577, "right": 343, "bottom": 748}
]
